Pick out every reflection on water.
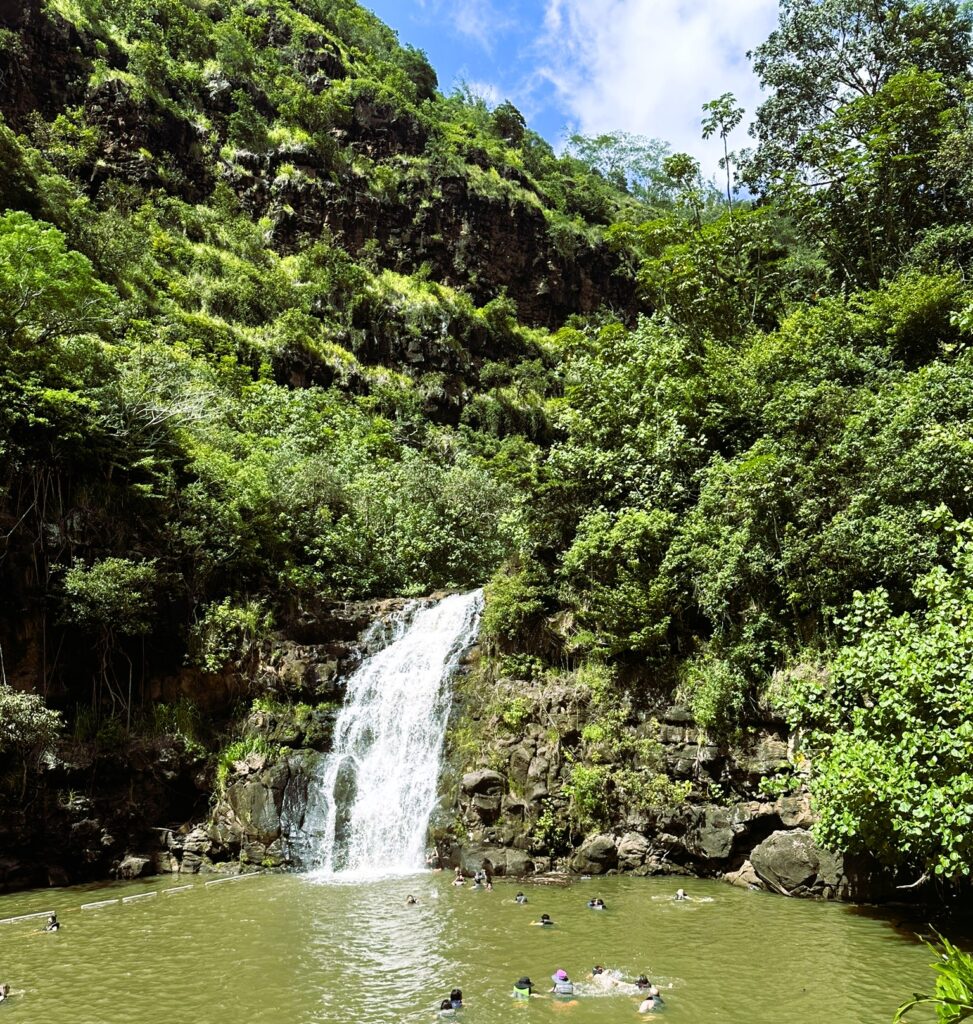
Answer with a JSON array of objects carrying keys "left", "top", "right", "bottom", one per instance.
[{"left": 0, "top": 874, "right": 939, "bottom": 1024}]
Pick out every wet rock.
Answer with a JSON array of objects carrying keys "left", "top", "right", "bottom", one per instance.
[
  {"left": 688, "top": 806, "right": 737, "bottom": 861},
  {"left": 570, "top": 834, "right": 618, "bottom": 874},
  {"left": 225, "top": 763, "right": 288, "bottom": 845},
  {"left": 116, "top": 854, "right": 152, "bottom": 880},
  {"left": 472, "top": 793, "right": 502, "bottom": 824},
  {"left": 504, "top": 849, "right": 535, "bottom": 876},
  {"left": 508, "top": 745, "right": 533, "bottom": 789},
  {"left": 461, "top": 770, "right": 505, "bottom": 796},
  {"left": 750, "top": 829, "right": 843, "bottom": 897},
  {"left": 617, "top": 833, "right": 651, "bottom": 869},
  {"left": 723, "top": 859, "right": 763, "bottom": 890}
]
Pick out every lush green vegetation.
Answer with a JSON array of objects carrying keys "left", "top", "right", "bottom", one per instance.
[
  {"left": 3, "top": 0, "right": 973, "bottom": 893},
  {"left": 895, "top": 933, "right": 973, "bottom": 1022}
]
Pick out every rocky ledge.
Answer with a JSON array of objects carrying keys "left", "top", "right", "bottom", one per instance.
[{"left": 437, "top": 695, "right": 897, "bottom": 903}]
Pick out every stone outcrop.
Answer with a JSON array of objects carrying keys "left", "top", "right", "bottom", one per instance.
[
  {"left": 445, "top": 688, "right": 892, "bottom": 901},
  {"left": 750, "top": 829, "right": 844, "bottom": 898},
  {"left": 0, "top": 736, "right": 209, "bottom": 893}
]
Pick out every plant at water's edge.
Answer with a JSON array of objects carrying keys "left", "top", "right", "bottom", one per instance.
[
  {"left": 214, "top": 736, "right": 280, "bottom": 795},
  {"left": 894, "top": 933, "right": 973, "bottom": 1022}
]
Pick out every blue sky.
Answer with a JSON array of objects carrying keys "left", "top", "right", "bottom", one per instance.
[{"left": 363, "top": 0, "right": 781, "bottom": 169}]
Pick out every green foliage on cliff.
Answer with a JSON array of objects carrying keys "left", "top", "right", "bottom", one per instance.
[
  {"left": 3, "top": 0, "right": 973, "bottom": 887},
  {"left": 793, "top": 516, "right": 973, "bottom": 883}
]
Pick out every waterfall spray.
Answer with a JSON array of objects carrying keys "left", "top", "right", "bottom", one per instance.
[{"left": 296, "top": 590, "right": 482, "bottom": 878}]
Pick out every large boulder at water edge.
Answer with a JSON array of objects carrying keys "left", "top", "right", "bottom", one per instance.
[
  {"left": 749, "top": 829, "right": 843, "bottom": 897},
  {"left": 616, "top": 833, "right": 652, "bottom": 870},
  {"left": 570, "top": 834, "right": 618, "bottom": 874}
]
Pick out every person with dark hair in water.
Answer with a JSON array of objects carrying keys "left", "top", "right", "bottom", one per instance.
[
  {"left": 0, "top": 983, "right": 10, "bottom": 1002},
  {"left": 514, "top": 891, "right": 528, "bottom": 904},
  {"left": 591, "top": 965, "right": 620, "bottom": 991},
  {"left": 587, "top": 896, "right": 606, "bottom": 910},
  {"left": 438, "top": 998, "right": 456, "bottom": 1018},
  {"left": 406, "top": 895, "right": 418, "bottom": 905},
  {"left": 44, "top": 914, "right": 60, "bottom": 932},
  {"left": 674, "top": 888, "right": 689, "bottom": 901},
  {"left": 449, "top": 988, "right": 463, "bottom": 1009},
  {"left": 531, "top": 912, "right": 554, "bottom": 926},
  {"left": 636, "top": 975, "right": 664, "bottom": 1012}
]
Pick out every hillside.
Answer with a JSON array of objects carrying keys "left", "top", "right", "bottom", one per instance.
[{"left": 2, "top": 0, "right": 973, "bottom": 900}]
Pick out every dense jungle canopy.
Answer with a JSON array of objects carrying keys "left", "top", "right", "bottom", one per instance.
[{"left": 2, "top": 0, "right": 973, "bottom": 892}]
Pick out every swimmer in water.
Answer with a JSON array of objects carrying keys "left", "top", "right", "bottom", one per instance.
[
  {"left": 514, "top": 891, "right": 528, "bottom": 904},
  {"left": 512, "top": 976, "right": 534, "bottom": 999},
  {"left": 532, "top": 912, "right": 554, "bottom": 926},
  {"left": 587, "top": 896, "right": 606, "bottom": 909},
  {"left": 44, "top": 914, "right": 60, "bottom": 932},
  {"left": 438, "top": 997, "right": 456, "bottom": 1018},
  {"left": 550, "top": 969, "right": 574, "bottom": 997},
  {"left": 590, "top": 965, "right": 621, "bottom": 990},
  {"left": 636, "top": 975, "right": 661, "bottom": 997},
  {"left": 638, "top": 992, "right": 664, "bottom": 1013},
  {"left": 449, "top": 988, "right": 463, "bottom": 1009},
  {"left": 0, "top": 983, "right": 9, "bottom": 1002},
  {"left": 406, "top": 895, "right": 418, "bottom": 905},
  {"left": 452, "top": 868, "right": 465, "bottom": 886},
  {"left": 674, "top": 888, "right": 689, "bottom": 901}
]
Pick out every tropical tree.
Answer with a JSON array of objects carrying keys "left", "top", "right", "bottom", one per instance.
[
  {"left": 746, "top": 0, "right": 973, "bottom": 191},
  {"left": 701, "top": 92, "right": 744, "bottom": 213}
]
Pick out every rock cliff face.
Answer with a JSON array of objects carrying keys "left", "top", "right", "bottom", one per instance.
[
  {"left": 0, "top": 0, "right": 636, "bottom": 334},
  {"left": 0, "top": 735, "right": 207, "bottom": 892},
  {"left": 438, "top": 682, "right": 895, "bottom": 902},
  {"left": 0, "top": 598, "right": 414, "bottom": 890}
]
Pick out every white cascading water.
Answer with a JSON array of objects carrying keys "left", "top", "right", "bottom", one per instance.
[{"left": 300, "top": 589, "right": 483, "bottom": 879}]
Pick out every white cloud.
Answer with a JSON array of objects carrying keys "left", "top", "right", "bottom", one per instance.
[
  {"left": 537, "top": 0, "right": 780, "bottom": 169},
  {"left": 463, "top": 79, "right": 504, "bottom": 106},
  {"left": 417, "top": 0, "right": 517, "bottom": 52}
]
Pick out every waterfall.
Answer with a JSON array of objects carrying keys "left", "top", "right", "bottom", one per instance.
[{"left": 297, "top": 589, "right": 483, "bottom": 879}]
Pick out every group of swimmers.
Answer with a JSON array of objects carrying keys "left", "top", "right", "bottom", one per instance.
[
  {"left": 451, "top": 867, "right": 493, "bottom": 891},
  {"left": 511, "top": 968, "right": 665, "bottom": 1012},
  {"left": 439, "top": 871, "right": 691, "bottom": 1014}
]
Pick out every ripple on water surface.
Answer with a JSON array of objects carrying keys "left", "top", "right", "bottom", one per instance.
[{"left": 0, "top": 873, "right": 938, "bottom": 1024}]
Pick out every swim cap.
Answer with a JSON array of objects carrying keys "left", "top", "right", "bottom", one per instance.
[
  {"left": 517, "top": 977, "right": 532, "bottom": 988},
  {"left": 555, "top": 969, "right": 568, "bottom": 981}
]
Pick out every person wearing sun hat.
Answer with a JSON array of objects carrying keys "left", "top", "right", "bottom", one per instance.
[
  {"left": 550, "top": 969, "right": 575, "bottom": 996},
  {"left": 512, "top": 976, "right": 534, "bottom": 998}
]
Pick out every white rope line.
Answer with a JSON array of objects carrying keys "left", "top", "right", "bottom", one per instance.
[{"left": 0, "top": 873, "right": 262, "bottom": 923}]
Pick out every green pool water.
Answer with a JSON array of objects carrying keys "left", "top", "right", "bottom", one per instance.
[{"left": 0, "top": 872, "right": 941, "bottom": 1024}]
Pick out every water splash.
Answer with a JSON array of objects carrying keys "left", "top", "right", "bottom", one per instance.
[{"left": 297, "top": 590, "right": 483, "bottom": 879}]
